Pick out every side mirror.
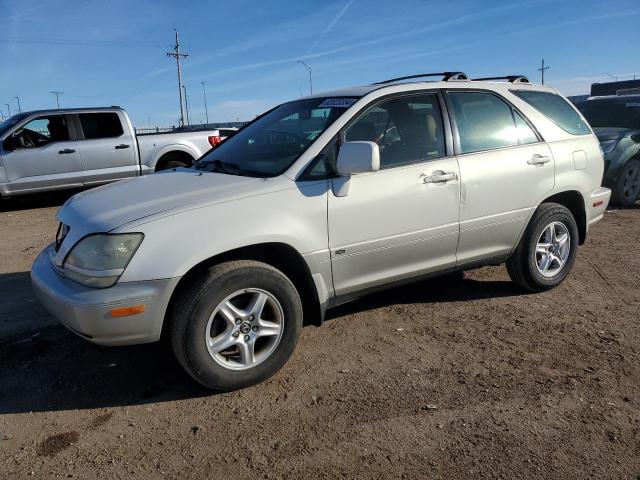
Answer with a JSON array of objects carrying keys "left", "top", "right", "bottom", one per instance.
[
  {"left": 336, "top": 141, "right": 380, "bottom": 175},
  {"left": 2, "top": 132, "right": 23, "bottom": 152},
  {"left": 333, "top": 141, "right": 380, "bottom": 197}
]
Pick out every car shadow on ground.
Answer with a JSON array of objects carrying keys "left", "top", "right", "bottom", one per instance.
[
  {"left": 0, "top": 189, "right": 82, "bottom": 212},
  {"left": 0, "top": 271, "right": 526, "bottom": 415}
]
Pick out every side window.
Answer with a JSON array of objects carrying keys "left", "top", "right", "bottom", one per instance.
[
  {"left": 448, "top": 92, "right": 520, "bottom": 154},
  {"left": 345, "top": 93, "right": 446, "bottom": 168},
  {"left": 79, "top": 113, "right": 124, "bottom": 140},
  {"left": 302, "top": 137, "right": 339, "bottom": 180},
  {"left": 5, "top": 115, "right": 69, "bottom": 150},
  {"left": 513, "top": 111, "right": 539, "bottom": 145},
  {"left": 511, "top": 90, "right": 590, "bottom": 135}
]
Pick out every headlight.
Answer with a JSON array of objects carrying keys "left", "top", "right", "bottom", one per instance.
[
  {"left": 64, "top": 233, "right": 143, "bottom": 288},
  {"left": 599, "top": 139, "right": 618, "bottom": 154}
]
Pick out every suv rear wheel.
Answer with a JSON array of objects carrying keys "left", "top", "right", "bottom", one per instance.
[
  {"left": 170, "top": 260, "right": 303, "bottom": 391},
  {"left": 506, "top": 203, "right": 578, "bottom": 292}
]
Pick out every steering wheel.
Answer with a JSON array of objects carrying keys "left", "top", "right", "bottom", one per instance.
[{"left": 21, "top": 133, "right": 35, "bottom": 149}]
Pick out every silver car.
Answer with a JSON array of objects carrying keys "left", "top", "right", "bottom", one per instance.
[{"left": 31, "top": 72, "right": 611, "bottom": 391}]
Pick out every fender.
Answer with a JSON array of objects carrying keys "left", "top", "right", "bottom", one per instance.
[{"left": 148, "top": 143, "right": 199, "bottom": 169}]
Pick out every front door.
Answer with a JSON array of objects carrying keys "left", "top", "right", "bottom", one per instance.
[
  {"left": 1, "top": 114, "right": 83, "bottom": 194},
  {"left": 328, "top": 92, "right": 461, "bottom": 297}
]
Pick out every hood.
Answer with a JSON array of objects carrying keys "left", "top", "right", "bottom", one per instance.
[
  {"left": 593, "top": 127, "right": 635, "bottom": 142},
  {"left": 58, "top": 169, "right": 283, "bottom": 232}
]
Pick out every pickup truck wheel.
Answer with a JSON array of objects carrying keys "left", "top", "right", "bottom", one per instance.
[
  {"left": 612, "top": 159, "right": 640, "bottom": 207},
  {"left": 170, "top": 260, "right": 302, "bottom": 391},
  {"left": 506, "top": 203, "right": 578, "bottom": 292},
  {"left": 160, "top": 160, "right": 190, "bottom": 170}
]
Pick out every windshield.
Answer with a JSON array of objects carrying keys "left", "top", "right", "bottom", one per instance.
[
  {"left": 195, "top": 97, "right": 359, "bottom": 177},
  {"left": 0, "top": 113, "right": 30, "bottom": 138},
  {"left": 578, "top": 99, "right": 640, "bottom": 130}
]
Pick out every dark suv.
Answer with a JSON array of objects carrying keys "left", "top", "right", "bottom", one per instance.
[{"left": 576, "top": 95, "right": 640, "bottom": 206}]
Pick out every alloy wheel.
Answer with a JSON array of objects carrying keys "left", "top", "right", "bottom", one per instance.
[{"left": 535, "top": 221, "right": 571, "bottom": 278}]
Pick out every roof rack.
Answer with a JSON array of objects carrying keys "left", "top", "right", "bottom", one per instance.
[
  {"left": 374, "top": 71, "right": 469, "bottom": 85},
  {"left": 473, "top": 75, "right": 531, "bottom": 84}
]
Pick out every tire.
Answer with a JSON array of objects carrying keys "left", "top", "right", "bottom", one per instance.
[
  {"left": 506, "top": 203, "right": 579, "bottom": 292},
  {"left": 612, "top": 159, "right": 640, "bottom": 207},
  {"left": 170, "top": 260, "right": 302, "bottom": 391},
  {"left": 159, "top": 160, "right": 190, "bottom": 170}
]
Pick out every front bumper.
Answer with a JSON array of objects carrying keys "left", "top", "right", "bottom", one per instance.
[{"left": 31, "top": 245, "right": 180, "bottom": 346}]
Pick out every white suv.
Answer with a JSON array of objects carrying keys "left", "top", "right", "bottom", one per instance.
[{"left": 31, "top": 72, "right": 611, "bottom": 391}]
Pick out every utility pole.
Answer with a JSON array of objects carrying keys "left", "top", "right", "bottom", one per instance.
[
  {"left": 538, "top": 59, "right": 550, "bottom": 85},
  {"left": 201, "top": 81, "right": 209, "bottom": 124},
  {"left": 13, "top": 96, "right": 21, "bottom": 113},
  {"left": 50, "top": 91, "right": 63, "bottom": 109},
  {"left": 182, "top": 85, "right": 191, "bottom": 126},
  {"left": 166, "top": 30, "right": 189, "bottom": 127},
  {"left": 297, "top": 61, "right": 313, "bottom": 94},
  {"left": 5, "top": 104, "right": 11, "bottom": 117}
]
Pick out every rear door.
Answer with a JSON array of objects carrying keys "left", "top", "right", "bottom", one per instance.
[
  {"left": 445, "top": 90, "right": 555, "bottom": 264},
  {"left": 1, "top": 114, "right": 83, "bottom": 193},
  {"left": 75, "top": 111, "right": 138, "bottom": 185}
]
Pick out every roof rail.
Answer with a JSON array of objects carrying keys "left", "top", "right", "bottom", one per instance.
[
  {"left": 473, "top": 75, "right": 531, "bottom": 84},
  {"left": 374, "top": 71, "right": 469, "bottom": 85}
]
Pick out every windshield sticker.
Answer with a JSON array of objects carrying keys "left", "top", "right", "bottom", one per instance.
[
  {"left": 319, "top": 98, "right": 357, "bottom": 108},
  {"left": 625, "top": 103, "right": 640, "bottom": 108}
]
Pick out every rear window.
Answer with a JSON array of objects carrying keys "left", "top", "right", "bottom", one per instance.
[
  {"left": 79, "top": 112, "right": 124, "bottom": 139},
  {"left": 512, "top": 90, "right": 590, "bottom": 135},
  {"left": 577, "top": 99, "right": 640, "bottom": 130}
]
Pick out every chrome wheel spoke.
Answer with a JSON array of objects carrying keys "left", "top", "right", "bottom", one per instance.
[
  {"left": 209, "top": 331, "right": 237, "bottom": 353},
  {"left": 257, "top": 319, "right": 281, "bottom": 338},
  {"left": 247, "top": 291, "right": 269, "bottom": 320},
  {"left": 237, "top": 339, "right": 256, "bottom": 366},
  {"left": 536, "top": 242, "right": 551, "bottom": 254},
  {"left": 219, "top": 302, "right": 242, "bottom": 327},
  {"left": 540, "top": 252, "right": 553, "bottom": 273},
  {"left": 556, "top": 232, "right": 569, "bottom": 248}
]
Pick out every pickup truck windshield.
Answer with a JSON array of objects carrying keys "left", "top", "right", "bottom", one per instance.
[
  {"left": 195, "top": 97, "right": 359, "bottom": 177},
  {"left": 577, "top": 99, "right": 640, "bottom": 130}
]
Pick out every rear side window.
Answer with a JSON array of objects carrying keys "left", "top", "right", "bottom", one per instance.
[
  {"left": 512, "top": 90, "right": 590, "bottom": 135},
  {"left": 448, "top": 91, "right": 526, "bottom": 154},
  {"left": 79, "top": 112, "right": 124, "bottom": 139}
]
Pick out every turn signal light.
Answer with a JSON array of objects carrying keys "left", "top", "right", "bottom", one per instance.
[
  {"left": 593, "top": 200, "right": 604, "bottom": 208},
  {"left": 208, "top": 135, "right": 222, "bottom": 147},
  {"left": 110, "top": 305, "right": 146, "bottom": 317}
]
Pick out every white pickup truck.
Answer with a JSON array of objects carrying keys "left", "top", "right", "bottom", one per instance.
[{"left": 0, "top": 107, "right": 234, "bottom": 198}]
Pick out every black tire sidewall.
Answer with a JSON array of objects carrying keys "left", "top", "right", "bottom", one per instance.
[
  {"left": 524, "top": 206, "right": 579, "bottom": 289},
  {"left": 181, "top": 266, "right": 302, "bottom": 391},
  {"left": 615, "top": 159, "right": 640, "bottom": 207}
]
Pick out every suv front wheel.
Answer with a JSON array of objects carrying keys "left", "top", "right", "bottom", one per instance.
[
  {"left": 506, "top": 203, "right": 579, "bottom": 292},
  {"left": 170, "top": 260, "right": 303, "bottom": 391}
]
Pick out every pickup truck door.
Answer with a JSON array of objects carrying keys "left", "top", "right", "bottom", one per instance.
[
  {"left": 1, "top": 114, "right": 84, "bottom": 194},
  {"left": 328, "top": 92, "right": 460, "bottom": 298},
  {"left": 74, "top": 111, "right": 138, "bottom": 185}
]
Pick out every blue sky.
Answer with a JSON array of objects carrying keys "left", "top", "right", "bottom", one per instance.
[{"left": 1, "top": 0, "right": 639, "bottom": 127}]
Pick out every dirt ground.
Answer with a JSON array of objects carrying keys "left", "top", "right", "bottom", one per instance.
[{"left": 0, "top": 192, "right": 638, "bottom": 479}]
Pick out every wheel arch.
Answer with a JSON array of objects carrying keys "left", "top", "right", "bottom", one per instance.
[
  {"left": 540, "top": 190, "right": 587, "bottom": 244},
  {"left": 152, "top": 145, "right": 197, "bottom": 171},
  {"left": 162, "top": 242, "right": 323, "bottom": 341}
]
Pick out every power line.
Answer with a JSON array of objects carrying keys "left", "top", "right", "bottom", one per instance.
[
  {"left": 50, "top": 91, "right": 63, "bottom": 109},
  {"left": 166, "top": 30, "right": 189, "bottom": 127},
  {"left": 538, "top": 58, "right": 550, "bottom": 85}
]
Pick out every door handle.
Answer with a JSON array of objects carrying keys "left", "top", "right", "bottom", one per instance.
[
  {"left": 58, "top": 149, "right": 76, "bottom": 154},
  {"left": 115, "top": 144, "right": 130, "bottom": 149},
  {"left": 421, "top": 171, "right": 458, "bottom": 184},
  {"left": 527, "top": 154, "right": 551, "bottom": 165}
]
